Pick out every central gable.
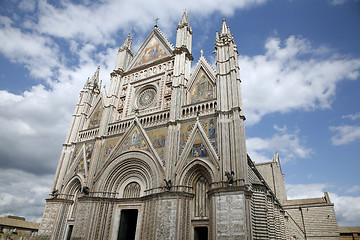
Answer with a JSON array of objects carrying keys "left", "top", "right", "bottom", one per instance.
[{"left": 127, "top": 28, "right": 174, "bottom": 71}]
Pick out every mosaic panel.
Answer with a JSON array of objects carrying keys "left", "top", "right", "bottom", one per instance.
[
  {"left": 123, "top": 182, "right": 141, "bottom": 198},
  {"left": 88, "top": 101, "right": 103, "bottom": 128},
  {"left": 71, "top": 145, "right": 83, "bottom": 165},
  {"left": 147, "top": 127, "right": 167, "bottom": 160},
  {"left": 190, "top": 68, "right": 215, "bottom": 104},
  {"left": 118, "top": 127, "right": 149, "bottom": 154},
  {"left": 200, "top": 118, "right": 217, "bottom": 151},
  {"left": 133, "top": 37, "right": 169, "bottom": 68},
  {"left": 103, "top": 137, "right": 121, "bottom": 160},
  {"left": 181, "top": 121, "right": 195, "bottom": 147},
  {"left": 75, "top": 157, "right": 85, "bottom": 175},
  {"left": 85, "top": 143, "right": 93, "bottom": 160},
  {"left": 184, "top": 132, "right": 213, "bottom": 167}
]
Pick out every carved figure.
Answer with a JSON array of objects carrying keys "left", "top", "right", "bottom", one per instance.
[
  {"left": 164, "top": 179, "right": 172, "bottom": 191},
  {"left": 225, "top": 171, "right": 234, "bottom": 185}
]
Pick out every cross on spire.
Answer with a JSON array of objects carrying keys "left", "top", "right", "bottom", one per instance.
[{"left": 154, "top": 18, "right": 159, "bottom": 27}]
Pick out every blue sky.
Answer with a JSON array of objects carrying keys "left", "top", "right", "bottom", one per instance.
[{"left": 0, "top": 0, "right": 360, "bottom": 226}]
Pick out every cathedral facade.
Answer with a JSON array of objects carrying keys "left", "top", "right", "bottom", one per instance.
[{"left": 38, "top": 11, "right": 340, "bottom": 240}]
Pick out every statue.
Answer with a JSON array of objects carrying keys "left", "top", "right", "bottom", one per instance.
[
  {"left": 82, "top": 186, "right": 90, "bottom": 195},
  {"left": 164, "top": 179, "right": 172, "bottom": 191},
  {"left": 225, "top": 171, "right": 234, "bottom": 185}
]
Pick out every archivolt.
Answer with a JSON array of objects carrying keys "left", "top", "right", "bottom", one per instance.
[
  {"left": 96, "top": 151, "right": 164, "bottom": 193},
  {"left": 63, "top": 175, "right": 84, "bottom": 195},
  {"left": 177, "top": 159, "right": 216, "bottom": 188}
]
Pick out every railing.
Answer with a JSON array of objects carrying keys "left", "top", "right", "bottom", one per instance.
[
  {"left": 107, "top": 110, "right": 170, "bottom": 136},
  {"left": 78, "top": 128, "right": 99, "bottom": 141},
  {"left": 138, "top": 111, "right": 170, "bottom": 128},
  {"left": 182, "top": 100, "right": 217, "bottom": 119}
]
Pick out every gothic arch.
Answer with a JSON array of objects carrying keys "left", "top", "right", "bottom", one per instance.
[
  {"left": 63, "top": 175, "right": 84, "bottom": 195},
  {"left": 177, "top": 159, "right": 216, "bottom": 188},
  {"left": 96, "top": 151, "right": 164, "bottom": 194}
]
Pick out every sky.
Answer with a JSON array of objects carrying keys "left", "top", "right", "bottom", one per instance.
[{"left": 0, "top": 0, "right": 360, "bottom": 226}]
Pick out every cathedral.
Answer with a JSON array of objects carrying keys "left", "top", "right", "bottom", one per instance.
[{"left": 38, "top": 11, "right": 340, "bottom": 240}]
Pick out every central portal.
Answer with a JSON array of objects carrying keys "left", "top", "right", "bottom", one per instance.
[
  {"left": 117, "top": 209, "right": 138, "bottom": 240},
  {"left": 194, "top": 227, "right": 208, "bottom": 240}
]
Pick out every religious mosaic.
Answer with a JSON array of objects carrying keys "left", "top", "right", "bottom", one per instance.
[
  {"left": 75, "top": 157, "right": 85, "bottom": 175},
  {"left": 133, "top": 37, "right": 169, "bottom": 68},
  {"left": 71, "top": 145, "right": 83, "bottom": 165},
  {"left": 181, "top": 121, "right": 195, "bottom": 147},
  {"left": 183, "top": 132, "right": 214, "bottom": 168},
  {"left": 88, "top": 101, "right": 103, "bottom": 128},
  {"left": 147, "top": 127, "right": 167, "bottom": 160},
  {"left": 103, "top": 136, "right": 121, "bottom": 160},
  {"left": 117, "top": 126, "right": 149, "bottom": 154},
  {"left": 200, "top": 118, "right": 217, "bottom": 151},
  {"left": 190, "top": 68, "right": 215, "bottom": 103},
  {"left": 85, "top": 143, "right": 93, "bottom": 160}
]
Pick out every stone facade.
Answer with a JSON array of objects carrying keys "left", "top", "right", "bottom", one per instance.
[{"left": 38, "top": 11, "right": 340, "bottom": 240}]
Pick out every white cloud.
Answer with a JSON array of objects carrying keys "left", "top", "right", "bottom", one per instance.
[
  {"left": 329, "top": 124, "right": 360, "bottom": 145},
  {"left": 0, "top": 169, "right": 53, "bottom": 223},
  {"left": 18, "top": 0, "right": 36, "bottom": 12},
  {"left": 287, "top": 183, "right": 360, "bottom": 226},
  {"left": 247, "top": 125, "right": 312, "bottom": 163},
  {"left": 240, "top": 36, "right": 360, "bottom": 125},
  {"left": 347, "top": 185, "right": 360, "bottom": 194},
  {"left": 35, "top": 0, "right": 268, "bottom": 45},
  {"left": 342, "top": 112, "right": 360, "bottom": 121},
  {"left": 287, "top": 183, "right": 327, "bottom": 200}
]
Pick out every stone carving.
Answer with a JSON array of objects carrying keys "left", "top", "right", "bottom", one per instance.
[
  {"left": 225, "top": 171, "right": 234, "bottom": 185},
  {"left": 164, "top": 179, "right": 172, "bottom": 191}
]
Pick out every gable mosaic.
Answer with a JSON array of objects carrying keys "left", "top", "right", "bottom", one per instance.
[{"left": 133, "top": 37, "right": 169, "bottom": 69}]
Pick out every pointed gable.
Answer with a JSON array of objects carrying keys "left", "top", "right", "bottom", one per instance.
[
  {"left": 178, "top": 121, "right": 219, "bottom": 170},
  {"left": 128, "top": 28, "right": 174, "bottom": 71},
  {"left": 117, "top": 125, "right": 149, "bottom": 154},
  {"left": 88, "top": 99, "right": 103, "bottom": 129},
  {"left": 188, "top": 54, "right": 216, "bottom": 104}
]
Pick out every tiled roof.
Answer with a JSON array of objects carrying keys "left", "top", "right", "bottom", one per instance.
[
  {"left": 339, "top": 226, "right": 360, "bottom": 233},
  {"left": 283, "top": 197, "right": 327, "bottom": 206},
  {"left": 0, "top": 217, "right": 40, "bottom": 230}
]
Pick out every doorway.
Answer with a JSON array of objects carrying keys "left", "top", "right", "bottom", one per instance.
[
  {"left": 117, "top": 209, "right": 138, "bottom": 240},
  {"left": 194, "top": 227, "right": 208, "bottom": 240}
]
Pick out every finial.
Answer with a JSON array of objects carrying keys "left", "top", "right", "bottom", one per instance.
[
  {"left": 154, "top": 18, "right": 159, "bottom": 28},
  {"left": 221, "top": 18, "right": 228, "bottom": 35},
  {"left": 200, "top": 50, "right": 204, "bottom": 57}
]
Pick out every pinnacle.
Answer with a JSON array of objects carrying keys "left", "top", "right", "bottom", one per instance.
[
  {"left": 181, "top": 9, "right": 189, "bottom": 25},
  {"left": 221, "top": 18, "right": 228, "bottom": 35}
]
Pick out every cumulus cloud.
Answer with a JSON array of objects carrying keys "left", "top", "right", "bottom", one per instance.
[
  {"left": 247, "top": 125, "right": 312, "bottom": 163},
  {"left": 240, "top": 36, "right": 360, "bottom": 125},
  {"left": 329, "top": 125, "right": 360, "bottom": 145},
  {"left": 0, "top": 169, "right": 53, "bottom": 223},
  {"left": 35, "top": 0, "right": 268, "bottom": 45},
  {"left": 287, "top": 183, "right": 360, "bottom": 226}
]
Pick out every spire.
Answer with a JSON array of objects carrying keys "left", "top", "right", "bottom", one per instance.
[
  {"left": 90, "top": 66, "right": 100, "bottom": 86},
  {"left": 120, "top": 33, "right": 132, "bottom": 51},
  {"left": 115, "top": 33, "right": 133, "bottom": 71},
  {"left": 178, "top": 9, "right": 191, "bottom": 29},
  {"left": 180, "top": 9, "right": 189, "bottom": 26},
  {"left": 221, "top": 18, "right": 228, "bottom": 35}
]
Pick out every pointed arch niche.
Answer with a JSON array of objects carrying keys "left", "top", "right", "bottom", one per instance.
[{"left": 193, "top": 175, "right": 209, "bottom": 218}]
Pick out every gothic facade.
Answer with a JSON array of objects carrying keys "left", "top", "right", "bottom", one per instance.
[{"left": 38, "top": 11, "right": 340, "bottom": 240}]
